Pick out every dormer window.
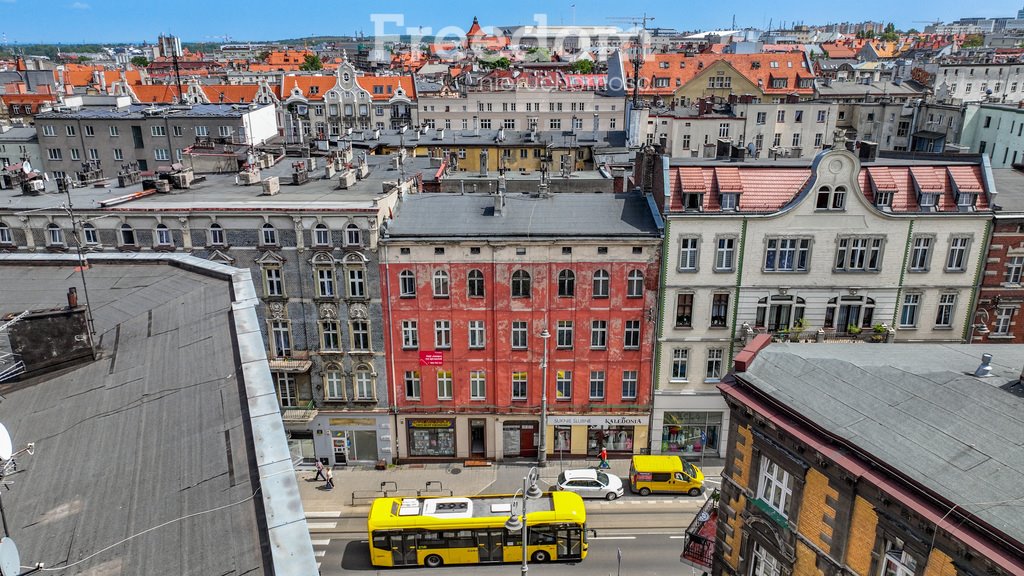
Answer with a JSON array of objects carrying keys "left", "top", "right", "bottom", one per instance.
[
  {"left": 720, "top": 193, "right": 738, "bottom": 211},
  {"left": 874, "top": 191, "right": 893, "bottom": 209},
  {"left": 956, "top": 191, "right": 977, "bottom": 209},
  {"left": 919, "top": 193, "right": 937, "bottom": 208},
  {"left": 684, "top": 193, "right": 703, "bottom": 211}
]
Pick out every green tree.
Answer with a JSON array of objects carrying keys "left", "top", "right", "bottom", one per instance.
[
  {"left": 962, "top": 34, "right": 984, "bottom": 48},
  {"left": 130, "top": 56, "right": 149, "bottom": 67},
  {"left": 480, "top": 57, "right": 511, "bottom": 70},
  {"left": 907, "top": 28, "right": 920, "bottom": 34},
  {"left": 299, "top": 54, "right": 324, "bottom": 71},
  {"left": 569, "top": 59, "right": 594, "bottom": 74},
  {"left": 257, "top": 50, "right": 271, "bottom": 62}
]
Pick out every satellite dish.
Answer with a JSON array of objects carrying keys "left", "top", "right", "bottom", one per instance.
[
  {"left": 21, "top": 161, "right": 31, "bottom": 174},
  {"left": 0, "top": 537, "right": 20, "bottom": 576},
  {"left": 0, "top": 423, "right": 12, "bottom": 461}
]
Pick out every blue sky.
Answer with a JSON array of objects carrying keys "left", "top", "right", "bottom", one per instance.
[{"left": 3, "top": 0, "right": 1023, "bottom": 43}]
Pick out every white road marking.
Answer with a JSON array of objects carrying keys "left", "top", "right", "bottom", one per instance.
[
  {"left": 591, "top": 536, "right": 637, "bottom": 540},
  {"left": 315, "top": 550, "right": 326, "bottom": 557},
  {"left": 306, "top": 522, "right": 338, "bottom": 530},
  {"left": 307, "top": 511, "right": 343, "bottom": 518},
  {"left": 669, "top": 536, "right": 686, "bottom": 539},
  {"left": 310, "top": 539, "right": 331, "bottom": 546}
]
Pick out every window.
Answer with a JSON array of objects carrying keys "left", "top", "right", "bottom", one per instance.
[
  {"left": 275, "top": 373, "right": 297, "bottom": 408},
  {"left": 816, "top": 110, "right": 827, "bottom": 123},
  {"left": 194, "top": 125, "right": 209, "bottom": 137},
  {"left": 480, "top": 118, "right": 492, "bottom": 129},
  {"left": 154, "top": 224, "right": 173, "bottom": 247},
  {"left": 109, "top": 126, "right": 119, "bottom": 137},
  {"left": 750, "top": 542, "right": 783, "bottom": 576},
  {"left": 313, "top": 224, "right": 330, "bottom": 246},
  {"left": 351, "top": 320, "right": 370, "bottom": 351},
  {"left": 679, "top": 237, "right": 699, "bottom": 271},
  {"left": 558, "top": 269, "right": 576, "bottom": 297},
  {"left": 756, "top": 112, "right": 767, "bottom": 125},
  {"left": 627, "top": 270, "right": 644, "bottom": 298},
  {"left": 624, "top": 320, "right": 641, "bottom": 349},
  {"left": 119, "top": 224, "right": 137, "bottom": 247},
  {"left": 260, "top": 224, "right": 277, "bottom": 246},
  {"left": 43, "top": 125, "right": 55, "bottom": 137},
  {"left": 1005, "top": 256, "right": 1024, "bottom": 284},
  {"left": 405, "top": 370, "right": 421, "bottom": 399},
  {"left": 345, "top": 223, "right": 361, "bottom": 246},
  {"left": 791, "top": 133, "right": 801, "bottom": 147},
  {"left": 467, "top": 269, "right": 485, "bottom": 297},
  {"left": 321, "top": 320, "right": 341, "bottom": 351},
  {"left": 346, "top": 267, "right": 366, "bottom": 298},
  {"left": 82, "top": 223, "right": 98, "bottom": 245},
  {"left": 512, "top": 321, "right": 528, "bottom": 350},
  {"left": 621, "top": 371, "right": 638, "bottom": 399},
  {"left": 88, "top": 148, "right": 99, "bottom": 161},
  {"left": 437, "top": 370, "right": 453, "bottom": 400},
  {"left": 824, "top": 296, "right": 875, "bottom": 330},
  {"left": 151, "top": 125, "right": 165, "bottom": 137},
  {"left": 880, "top": 540, "right": 918, "bottom": 576},
  {"left": 324, "top": 367, "right": 344, "bottom": 400},
  {"left": 113, "top": 148, "right": 123, "bottom": 161},
  {"left": 715, "top": 237, "right": 735, "bottom": 271},
  {"left": 462, "top": 370, "right": 485, "bottom": 400},
  {"left": 468, "top": 320, "right": 485, "bottom": 349},
  {"left": 434, "top": 320, "right": 451, "bottom": 349},
  {"left": 814, "top": 133, "right": 823, "bottom": 147},
  {"left": 432, "top": 270, "right": 450, "bottom": 297},
  {"left": 590, "top": 320, "right": 607, "bottom": 349},
  {"left": 511, "top": 270, "right": 531, "bottom": 298},
  {"left": 946, "top": 236, "right": 970, "bottom": 271},
  {"left": 756, "top": 456, "right": 794, "bottom": 518},
  {"left": 70, "top": 148, "right": 80, "bottom": 161},
  {"left": 556, "top": 320, "right": 574, "bottom": 349},
  {"left": 899, "top": 294, "right": 920, "bottom": 327},
  {"left": 935, "top": 294, "right": 957, "bottom": 328},
  {"left": 511, "top": 372, "right": 528, "bottom": 400},
  {"left": 314, "top": 267, "right": 335, "bottom": 298},
  {"left": 755, "top": 295, "right": 806, "bottom": 331},
  {"left": 402, "top": 320, "right": 419, "bottom": 349},
  {"left": 909, "top": 236, "right": 932, "bottom": 272},
  {"left": 764, "top": 238, "right": 811, "bottom": 272},
  {"left": 671, "top": 349, "right": 688, "bottom": 380},
  {"left": 995, "top": 306, "right": 1014, "bottom": 335},
  {"left": 706, "top": 349, "right": 724, "bottom": 381},
  {"left": 556, "top": 370, "right": 572, "bottom": 400},
  {"left": 718, "top": 123, "right": 730, "bottom": 138},
  {"left": 549, "top": 118, "right": 561, "bottom": 130},
  {"left": 711, "top": 293, "right": 730, "bottom": 327},
  {"left": 815, "top": 186, "right": 846, "bottom": 210},
  {"left": 261, "top": 266, "right": 283, "bottom": 297},
  {"left": 592, "top": 269, "right": 610, "bottom": 298},
  {"left": 45, "top": 224, "right": 64, "bottom": 247},
  {"left": 587, "top": 371, "right": 606, "bottom": 400},
  {"left": 834, "top": 237, "right": 884, "bottom": 272},
  {"left": 675, "top": 294, "right": 694, "bottom": 328},
  {"left": 172, "top": 125, "right": 183, "bottom": 137},
  {"left": 355, "top": 367, "right": 374, "bottom": 400},
  {"left": 154, "top": 148, "right": 169, "bottom": 161},
  {"left": 399, "top": 270, "right": 416, "bottom": 297},
  {"left": 219, "top": 126, "right": 232, "bottom": 137},
  {"left": 270, "top": 320, "right": 291, "bottom": 357}
]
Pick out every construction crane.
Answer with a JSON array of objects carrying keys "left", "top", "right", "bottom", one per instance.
[{"left": 607, "top": 14, "right": 655, "bottom": 109}]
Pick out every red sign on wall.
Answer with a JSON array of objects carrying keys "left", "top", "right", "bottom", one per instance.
[{"left": 419, "top": 351, "right": 444, "bottom": 366}]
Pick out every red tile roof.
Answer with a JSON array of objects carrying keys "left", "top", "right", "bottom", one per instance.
[
  {"left": 625, "top": 52, "right": 815, "bottom": 97},
  {"left": 280, "top": 74, "right": 416, "bottom": 101}
]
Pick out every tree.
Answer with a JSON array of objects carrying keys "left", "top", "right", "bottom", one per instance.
[
  {"left": 907, "top": 28, "right": 920, "bottom": 35},
  {"left": 130, "top": 56, "right": 149, "bottom": 68},
  {"left": 257, "top": 50, "right": 271, "bottom": 62},
  {"left": 299, "top": 54, "right": 324, "bottom": 71},
  {"left": 480, "top": 57, "right": 510, "bottom": 70},
  {"left": 569, "top": 59, "right": 594, "bottom": 74},
  {"left": 962, "top": 34, "right": 984, "bottom": 48}
]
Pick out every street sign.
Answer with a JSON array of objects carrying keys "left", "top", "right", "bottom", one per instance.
[{"left": 419, "top": 351, "right": 444, "bottom": 366}]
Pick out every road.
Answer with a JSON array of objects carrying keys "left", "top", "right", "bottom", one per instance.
[{"left": 315, "top": 531, "right": 707, "bottom": 575}]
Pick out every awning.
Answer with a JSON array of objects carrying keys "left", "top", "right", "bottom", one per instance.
[{"left": 269, "top": 359, "right": 313, "bottom": 373}]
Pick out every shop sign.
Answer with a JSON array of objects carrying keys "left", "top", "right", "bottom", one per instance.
[
  {"left": 408, "top": 419, "right": 454, "bottom": 429},
  {"left": 548, "top": 415, "right": 646, "bottom": 426},
  {"left": 419, "top": 351, "right": 444, "bottom": 366},
  {"left": 329, "top": 418, "right": 376, "bottom": 426}
]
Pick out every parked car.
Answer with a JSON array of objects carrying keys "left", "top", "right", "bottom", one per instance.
[{"left": 554, "top": 469, "right": 624, "bottom": 500}]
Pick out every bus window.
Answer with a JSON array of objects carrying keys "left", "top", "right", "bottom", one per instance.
[
  {"left": 529, "top": 526, "right": 556, "bottom": 545},
  {"left": 371, "top": 533, "right": 389, "bottom": 550}
]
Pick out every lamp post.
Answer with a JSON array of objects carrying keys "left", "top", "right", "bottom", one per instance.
[
  {"left": 504, "top": 467, "right": 542, "bottom": 576},
  {"left": 538, "top": 329, "right": 551, "bottom": 467}
]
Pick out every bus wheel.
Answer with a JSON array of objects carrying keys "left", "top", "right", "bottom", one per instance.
[
  {"left": 688, "top": 488, "right": 702, "bottom": 497},
  {"left": 639, "top": 487, "right": 651, "bottom": 496},
  {"left": 532, "top": 550, "right": 550, "bottom": 563},
  {"left": 424, "top": 555, "right": 443, "bottom": 568}
]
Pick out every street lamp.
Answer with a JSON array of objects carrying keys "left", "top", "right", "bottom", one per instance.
[
  {"left": 504, "top": 467, "right": 543, "bottom": 576},
  {"left": 538, "top": 329, "right": 551, "bottom": 467}
]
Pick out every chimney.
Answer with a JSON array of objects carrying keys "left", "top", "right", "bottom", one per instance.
[
  {"left": 493, "top": 182, "right": 505, "bottom": 216},
  {"left": 67, "top": 287, "right": 78, "bottom": 308}
]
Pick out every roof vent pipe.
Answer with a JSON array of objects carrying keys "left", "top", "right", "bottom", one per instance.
[{"left": 974, "top": 353, "right": 993, "bottom": 378}]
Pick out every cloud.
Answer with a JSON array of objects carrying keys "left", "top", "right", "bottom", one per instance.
[{"left": 69, "top": 1, "right": 89, "bottom": 8}]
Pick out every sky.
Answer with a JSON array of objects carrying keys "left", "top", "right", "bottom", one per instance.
[{"left": 2, "top": 0, "right": 1023, "bottom": 44}]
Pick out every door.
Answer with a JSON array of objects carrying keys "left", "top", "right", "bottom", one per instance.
[
  {"left": 391, "top": 533, "right": 418, "bottom": 566},
  {"left": 131, "top": 125, "right": 144, "bottom": 149},
  {"left": 520, "top": 427, "right": 537, "bottom": 458},
  {"left": 477, "top": 529, "right": 503, "bottom": 563},
  {"left": 333, "top": 432, "right": 349, "bottom": 466},
  {"left": 470, "top": 420, "right": 486, "bottom": 457},
  {"left": 556, "top": 528, "right": 583, "bottom": 560}
]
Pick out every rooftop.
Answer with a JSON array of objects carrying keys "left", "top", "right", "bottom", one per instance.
[
  {"left": 34, "top": 103, "right": 272, "bottom": 120},
  {"left": 733, "top": 343, "right": 1024, "bottom": 550}
]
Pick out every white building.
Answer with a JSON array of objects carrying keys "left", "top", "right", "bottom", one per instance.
[
  {"left": 935, "top": 61, "right": 1024, "bottom": 104},
  {"left": 962, "top": 101, "right": 1024, "bottom": 166}
]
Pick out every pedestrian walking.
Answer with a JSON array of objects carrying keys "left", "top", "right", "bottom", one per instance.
[
  {"left": 324, "top": 467, "right": 335, "bottom": 490},
  {"left": 599, "top": 446, "right": 610, "bottom": 469},
  {"left": 314, "top": 459, "right": 326, "bottom": 481}
]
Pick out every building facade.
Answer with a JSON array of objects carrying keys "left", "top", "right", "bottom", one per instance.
[
  {"left": 962, "top": 102, "right": 1024, "bottom": 167},
  {"left": 380, "top": 187, "right": 661, "bottom": 461},
  {"left": 935, "top": 61, "right": 1024, "bottom": 104}
]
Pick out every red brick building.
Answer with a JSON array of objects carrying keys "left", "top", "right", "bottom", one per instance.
[
  {"left": 381, "top": 187, "right": 662, "bottom": 461},
  {"left": 974, "top": 168, "right": 1024, "bottom": 342}
]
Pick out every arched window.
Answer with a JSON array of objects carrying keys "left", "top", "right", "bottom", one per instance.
[
  {"left": 824, "top": 296, "right": 875, "bottom": 332},
  {"left": 467, "top": 269, "right": 485, "bottom": 297},
  {"left": 82, "top": 222, "right": 98, "bottom": 245},
  {"left": 313, "top": 223, "right": 330, "bottom": 247},
  {"left": 816, "top": 185, "right": 846, "bottom": 211},
  {"left": 755, "top": 295, "right": 806, "bottom": 332},
  {"left": 261, "top": 223, "right": 278, "bottom": 246},
  {"left": 0, "top": 223, "right": 12, "bottom": 245},
  {"left": 557, "top": 269, "right": 575, "bottom": 297},
  {"left": 627, "top": 270, "right": 644, "bottom": 298},
  {"left": 345, "top": 223, "right": 362, "bottom": 247},
  {"left": 592, "top": 269, "right": 610, "bottom": 299},
  {"left": 154, "top": 223, "right": 172, "bottom": 247},
  {"left": 323, "top": 364, "right": 345, "bottom": 400},
  {"left": 119, "top": 223, "right": 136, "bottom": 246},
  {"left": 46, "top": 223, "right": 64, "bottom": 246},
  {"left": 433, "top": 270, "right": 450, "bottom": 297},
  {"left": 354, "top": 364, "right": 375, "bottom": 401},
  {"left": 208, "top": 223, "right": 224, "bottom": 246},
  {"left": 399, "top": 270, "right": 416, "bottom": 297},
  {"left": 511, "top": 270, "right": 531, "bottom": 298}
]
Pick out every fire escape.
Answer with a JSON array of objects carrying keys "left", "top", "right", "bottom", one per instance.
[{"left": 0, "top": 311, "right": 29, "bottom": 383}]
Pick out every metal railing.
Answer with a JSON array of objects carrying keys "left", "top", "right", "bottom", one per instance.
[
  {"left": 350, "top": 480, "right": 453, "bottom": 506},
  {"left": 680, "top": 489, "right": 719, "bottom": 571}
]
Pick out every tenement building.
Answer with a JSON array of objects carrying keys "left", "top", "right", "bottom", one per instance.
[{"left": 710, "top": 338, "right": 1024, "bottom": 576}]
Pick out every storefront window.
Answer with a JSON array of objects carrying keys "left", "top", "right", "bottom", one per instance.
[
  {"left": 554, "top": 426, "right": 572, "bottom": 452},
  {"left": 588, "top": 426, "right": 634, "bottom": 453},
  {"left": 288, "top": 432, "right": 315, "bottom": 464},
  {"left": 661, "top": 412, "right": 722, "bottom": 456},
  {"left": 408, "top": 419, "right": 455, "bottom": 457}
]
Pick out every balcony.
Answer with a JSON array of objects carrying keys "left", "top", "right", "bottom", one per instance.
[
  {"left": 741, "top": 323, "right": 894, "bottom": 345},
  {"left": 680, "top": 489, "right": 718, "bottom": 572}
]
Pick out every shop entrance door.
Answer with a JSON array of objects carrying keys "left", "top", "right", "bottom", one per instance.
[
  {"left": 470, "top": 419, "right": 486, "bottom": 457},
  {"left": 520, "top": 426, "right": 537, "bottom": 458},
  {"left": 333, "top": 433, "right": 349, "bottom": 466}
]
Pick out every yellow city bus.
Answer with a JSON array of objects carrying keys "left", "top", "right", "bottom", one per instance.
[{"left": 367, "top": 492, "right": 588, "bottom": 568}]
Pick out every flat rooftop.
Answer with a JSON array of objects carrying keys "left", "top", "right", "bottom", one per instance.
[
  {"left": 737, "top": 343, "right": 1024, "bottom": 545},
  {"left": 35, "top": 103, "right": 273, "bottom": 120}
]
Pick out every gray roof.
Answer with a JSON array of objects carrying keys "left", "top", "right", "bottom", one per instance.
[
  {"left": 385, "top": 191, "right": 660, "bottom": 239},
  {"left": 739, "top": 344, "right": 1024, "bottom": 544},
  {"left": 35, "top": 103, "right": 273, "bottom": 120},
  {"left": 816, "top": 80, "right": 927, "bottom": 97},
  {"left": 0, "top": 257, "right": 312, "bottom": 574},
  {"left": 0, "top": 127, "right": 37, "bottom": 142},
  {"left": 991, "top": 168, "right": 1024, "bottom": 213}
]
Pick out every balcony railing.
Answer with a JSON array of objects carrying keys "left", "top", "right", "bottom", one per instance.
[
  {"left": 680, "top": 489, "right": 719, "bottom": 571},
  {"left": 741, "top": 323, "right": 894, "bottom": 345}
]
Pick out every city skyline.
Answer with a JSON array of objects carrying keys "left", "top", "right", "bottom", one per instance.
[{"left": 2, "top": 0, "right": 1022, "bottom": 44}]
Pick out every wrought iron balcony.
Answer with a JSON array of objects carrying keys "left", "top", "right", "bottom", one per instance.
[{"left": 680, "top": 489, "right": 718, "bottom": 571}]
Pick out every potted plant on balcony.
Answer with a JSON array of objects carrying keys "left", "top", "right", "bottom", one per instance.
[
  {"left": 869, "top": 323, "right": 887, "bottom": 343},
  {"left": 788, "top": 318, "right": 807, "bottom": 342},
  {"left": 846, "top": 323, "right": 863, "bottom": 337}
]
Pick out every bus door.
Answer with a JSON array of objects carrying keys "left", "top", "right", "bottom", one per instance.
[
  {"left": 391, "top": 532, "right": 418, "bottom": 566},
  {"left": 556, "top": 526, "right": 583, "bottom": 560},
  {"left": 476, "top": 529, "right": 504, "bottom": 563}
]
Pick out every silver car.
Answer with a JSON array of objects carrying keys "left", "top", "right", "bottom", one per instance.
[{"left": 555, "top": 469, "right": 625, "bottom": 500}]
